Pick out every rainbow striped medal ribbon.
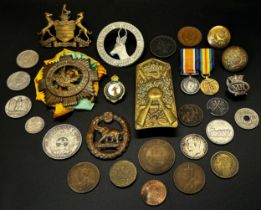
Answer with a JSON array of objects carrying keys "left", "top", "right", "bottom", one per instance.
[
  {"left": 199, "top": 48, "right": 219, "bottom": 95},
  {"left": 180, "top": 48, "right": 200, "bottom": 95}
]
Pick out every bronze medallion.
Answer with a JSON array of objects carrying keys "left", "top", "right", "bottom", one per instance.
[
  {"left": 109, "top": 160, "right": 137, "bottom": 188},
  {"left": 86, "top": 112, "right": 130, "bottom": 159},
  {"left": 138, "top": 139, "right": 175, "bottom": 174},
  {"left": 173, "top": 162, "right": 205, "bottom": 194},
  {"left": 200, "top": 77, "right": 219, "bottom": 95},
  {"left": 135, "top": 58, "right": 178, "bottom": 129},
  {"left": 207, "top": 25, "right": 231, "bottom": 49},
  {"left": 141, "top": 180, "right": 167, "bottom": 206},
  {"left": 177, "top": 26, "right": 202, "bottom": 47},
  {"left": 211, "top": 151, "right": 239, "bottom": 179},
  {"left": 67, "top": 162, "right": 100, "bottom": 193},
  {"left": 178, "top": 104, "right": 203, "bottom": 127},
  {"left": 222, "top": 46, "right": 248, "bottom": 72}
]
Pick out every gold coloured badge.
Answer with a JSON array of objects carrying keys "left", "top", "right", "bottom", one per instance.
[
  {"left": 38, "top": 4, "right": 92, "bottom": 47},
  {"left": 135, "top": 58, "right": 178, "bottom": 130}
]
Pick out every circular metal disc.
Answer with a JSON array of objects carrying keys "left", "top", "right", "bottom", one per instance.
[
  {"left": 206, "top": 97, "right": 229, "bottom": 116},
  {"left": 177, "top": 26, "right": 202, "bottom": 47},
  {"left": 25, "top": 116, "right": 45, "bottom": 134},
  {"left": 206, "top": 119, "right": 234, "bottom": 145},
  {"left": 200, "top": 78, "right": 219, "bottom": 95},
  {"left": 67, "top": 162, "right": 100, "bottom": 193},
  {"left": 178, "top": 104, "right": 203, "bottom": 126},
  {"left": 234, "top": 108, "right": 259, "bottom": 129},
  {"left": 211, "top": 151, "right": 239, "bottom": 179},
  {"left": 180, "top": 77, "right": 200, "bottom": 95},
  {"left": 150, "top": 35, "right": 177, "bottom": 58},
  {"left": 42, "top": 124, "right": 82, "bottom": 160},
  {"left": 16, "top": 49, "right": 39, "bottom": 69},
  {"left": 7, "top": 71, "right": 31, "bottom": 91},
  {"left": 207, "top": 25, "right": 231, "bottom": 49},
  {"left": 138, "top": 139, "right": 175, "bottom": 174},
  {"left": 5, "top": 95, "right": 32, "bottom": 118}
]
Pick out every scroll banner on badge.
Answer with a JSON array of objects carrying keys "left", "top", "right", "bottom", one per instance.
[{"left": 180, "top": 48, "right": 214, "bottom": 75}]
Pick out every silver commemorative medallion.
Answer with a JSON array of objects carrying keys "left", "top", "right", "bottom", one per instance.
[
  {"left": 97, "top": 22, "right": 144, "bottom": 67},
  {"left": 42, "top": 124, "right": 82, "bottom": 160},
  {"left": 7, "top": 71, "right": 31, "bottom": 91},
  {"left": 180, "top": 134, "right": 208, "bottom": 159},
  {"left": 206, "top": 119, "right": 234, "bottom": 145},
  {"left": 25, "top": 116, "right": 45, "bottom": 134},
  {"left": 5, "top": 95, "right": 32, "bottom": 118},
  {"left": 234, "top": 108, "right": 259, "bottom": 130},
  {"left": 207, "top": 97, "right": 229, "bottom": 116},
  {"left": 16, "top": 50, "right": 39, "bottom": 69},
  {"left": 180, "top": 76, "right": 200, "bottom": 95}
]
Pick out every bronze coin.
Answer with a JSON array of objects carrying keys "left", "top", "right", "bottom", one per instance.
[
  {"left": 211, "top": 151, "right": 239, "bottom": 179},
  {"left": 67, "top": 162, "right": 100, "bottom": 193},
  {"left": 178, "top": 104, "right": 203, "bottom": 126},
  {"left": 138, "top": 139, "right": 175, "bottom": 174},
  {"left": 173, "top": 162, "right": 205, "bottom": 194},
  {"left": 207, "top": 25, "right": 231, "bottom": 49},
  {"left": 141, "top": 179, "right": 167, "bottom": 206},
  {"left": 177, "top": 26, "right": 202, "bottom": 47},
  {"left": 222, "top": 46, "right": 248, "bottom": 72},
  {"left": 109, "top": 160, "right": 137, "bottom": 188}
]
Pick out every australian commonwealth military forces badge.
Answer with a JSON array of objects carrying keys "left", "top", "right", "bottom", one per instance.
[{"left": 38, "top": 4, "right": 92, "bottom": 47}]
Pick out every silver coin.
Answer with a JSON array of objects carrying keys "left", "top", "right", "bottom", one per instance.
[
  {"left": 16, "top": 50, "right": 39, "bottom": 69},
  {"left": 7, "top": 71, "right": 31, "bottom": 91},
  {"left": 180, "top": 134, "right": 208, "bottom": 159},
  {"left": 5, "top": 95, "right": 32, "bottom": 118},
  {"left": 180, "top": 76, "right": 200, "bottom": 95},
  {"left": 25, "top": 116, "right": 45, "bottom": 134},
  {"left": 206, "top": 119, "right": 234, "bottom": 145},
  {"left": 97, "top": 21, "right": 144, "bottom": 67},
  {"left": 42, "top": 124, "right": 82, "bottom": 160},
  {"left": 234, "top": 108, "right": 259, "bottom": 130},
  {"left": 206, "top": 97, "right": 229, "bottom": 116}
]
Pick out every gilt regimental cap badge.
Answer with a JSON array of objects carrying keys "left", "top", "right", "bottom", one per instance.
[{"left": 38, "top": 4, "right": 92, "bottom": 47}]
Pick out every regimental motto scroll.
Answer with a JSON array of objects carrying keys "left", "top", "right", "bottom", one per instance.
[{"left": 135, "top": 58, "right": 178, "bottom": 129}]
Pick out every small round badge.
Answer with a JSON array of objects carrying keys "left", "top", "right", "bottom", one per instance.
[{"left": 104, "top": 75, "right": 125, "bottom": 103}]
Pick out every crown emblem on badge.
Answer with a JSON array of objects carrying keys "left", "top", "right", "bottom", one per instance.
[{"left": 38, "top": 4, "right": 92, "bottom": 47}]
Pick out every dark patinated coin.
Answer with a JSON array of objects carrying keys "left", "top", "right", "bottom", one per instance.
[
  {"left": 173, "top": 162, "right": 205, "bottom": 194},
  {"left": 178, "top": 104, "right": 203, "bottom": 126},
  {"left": 138, "top": 139, "right": 175, "bottom": 174},
  {"left": 150, "top": 35, "right": 177, "bottom": 58},
  {"left": 67, "top": 162, "right": 100, "bottom": 193},
  {"left": 207, "top": 97, "right": 229, "bottom": 116}
]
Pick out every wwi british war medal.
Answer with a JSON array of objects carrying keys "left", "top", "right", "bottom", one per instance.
[
  {"left": 226, "top": 75, "right": 250, "bottom": 97},
  {"left": 16, "top": 50, "right": 39, "bottom": 69},
  {"left": 222, "top": 46, "right": 248, "bottom": 72},
  {"left": 206, "top": 119, "right": 234, "bottom": 145},
  {"left": 38, "top": 4, "right": 92, "bottom": 47},
  {"left": 42, "top": 124, "right": 82, "bottom": 160},
  {"left": 173, "top": 162, "right": 205, "bottom": 194},
  {"left": 34, "top": 49, "right": 106, "bottom": 118},
  {"left": 25, "top": 116, "right": 45, "bottom": 134},
  {"left": 135, "top": 58, "right": 178, "bottom": 129},
  {"left": 180, "top": 48, "right": 200, "bottom": 95},
  {"left": 104, "top": 75, "right": 125, "bottom": 103},
  {"left": 97, "top": 22, "right": 144, "bottom": 67},
  {"left": 67, "top": 162, "right": 100, "bottom": 193},
  {"left": 5, "top": 95, "right": 32, "bottom": 118},
  {"left": 180, "top": 134, "right": 208, "bottom": 160},
  {"left": 206, "top": 97, "right": 229, "bottom": 116},
  {"left": 7, "top": 71, "right": 31, "bottom": 91},
  {"left": 178, "top": 104, "right": 203, "bottom": 127},
  {"left": 150, "top": 35, "right": 177, "bottom": 58},
  {"left": 141, "top": 180, "right": 167, "bottom": 206},
  {"left": 177, "top": 26, "right": 202, "bottom": 47},
  {"left": 138, "top": 139, "right": 175, "bottom": 174},
  {"left": 109, "top": 160, "right": 137, "bottom": 188},
  {"left": 86, "top": 112, "right": 130, "bottom": 159},
  {"left": 207, "top": 25, "right": 231, "bottom": 49},
  {"left": 234, "top": 108, "right": 259, "bottom": 130},
  {"left": 211, "top": 151, "right": 239, "bottom": 179}
]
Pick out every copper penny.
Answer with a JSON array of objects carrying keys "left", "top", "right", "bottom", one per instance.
[
  {"left": 138, "top": 139, "right": 175, "bottom": 174},
  {"left": 173, "top": 162, "right": 205, "bottom": 194},
  {"left": 67, "top": 162, "right": 100, "bottom": 193},
  {"left": 177, "top": 26, "right": 202, "bottom": 47},
  {"left": 178, "top": 104, "right": 203, "bottom": 126},
  {"left": 141, "top": 179, "right": 167, "bottom": 206}
]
